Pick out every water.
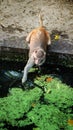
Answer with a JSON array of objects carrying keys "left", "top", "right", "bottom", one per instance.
[{"left": 0, "top": 62, "right": 73, "bottom": 98}]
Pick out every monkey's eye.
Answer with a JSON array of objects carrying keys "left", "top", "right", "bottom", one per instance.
[{"left": 35, "top": 50, "right": 37, "bottom": 53}]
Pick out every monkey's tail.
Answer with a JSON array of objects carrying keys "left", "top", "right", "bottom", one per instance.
[{"left": 39, "top": 13, "right": 43, "bottom": 27}]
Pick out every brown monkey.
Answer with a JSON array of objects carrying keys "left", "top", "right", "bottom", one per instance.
[{"left": 22, "top": 14, "right": 51, "bottom": 84}]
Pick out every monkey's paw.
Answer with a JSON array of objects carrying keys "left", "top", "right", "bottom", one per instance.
[{"left": 22, "top": 77, "right": 27, "bottom": 84}]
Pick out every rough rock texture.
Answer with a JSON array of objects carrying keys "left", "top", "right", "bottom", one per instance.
[{"left": 0, "top": 0, "right": 73, "bottom": 67}]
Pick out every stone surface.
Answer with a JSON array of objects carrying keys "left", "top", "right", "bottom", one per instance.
[
  {"left": 0, "top": 0, "right": 73, "bottom": 67},
  {"left": 49, "top": 39, "right": 73, "bottom": 54}
]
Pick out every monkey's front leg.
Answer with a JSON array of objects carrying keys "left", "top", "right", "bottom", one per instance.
[{"left": 22, "top": 56, "right": 34, "bottom": 84}]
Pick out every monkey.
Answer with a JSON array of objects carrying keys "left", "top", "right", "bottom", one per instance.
[{"left": 22, "top": 14, "right": 51, "bottom": 84}]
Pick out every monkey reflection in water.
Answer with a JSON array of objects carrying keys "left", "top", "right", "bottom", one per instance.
[{"left": 22, "top": 14, "right": 51, "bottom": 84}]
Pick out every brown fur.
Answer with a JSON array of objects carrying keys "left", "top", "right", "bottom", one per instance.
[
  {"left": 22, "top": 14, "right": 51, "bottom": 83},
  {"left": 26, "top": 27, "right": 51, "bottom": 57}
]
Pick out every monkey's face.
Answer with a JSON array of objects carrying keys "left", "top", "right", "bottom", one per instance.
[{"left": 33, "top": 49, "right": 46, "bottom": 66}]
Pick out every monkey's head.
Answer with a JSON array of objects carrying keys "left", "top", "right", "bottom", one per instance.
[{"left": 33, "top": 48, "right": 46, "bottom": 66}]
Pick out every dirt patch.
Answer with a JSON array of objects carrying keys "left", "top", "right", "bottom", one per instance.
[{"left": 0, "top": 0, "right": 73, "bottom": 41}]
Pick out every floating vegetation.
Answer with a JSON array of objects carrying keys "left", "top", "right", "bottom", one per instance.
[{"left": 0, "top": 73, "right": 73, "bottom": 130}]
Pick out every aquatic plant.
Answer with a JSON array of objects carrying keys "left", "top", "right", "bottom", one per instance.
[
  {"left": 27, "top": 104, "right": 65, "bottom": 130},
  {"left": 33, "top": 75, "right": 73, "bottom": 130},
  {"left": 0, "top": 74, "right": 73, "bottom": 130},
  {"left": 0, "top": 87, "right": 43, "bottom": 129}
]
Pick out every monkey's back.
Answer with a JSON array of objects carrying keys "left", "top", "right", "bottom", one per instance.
[{"left": 29, "top": 27, "right": 49, "bottom": 55}]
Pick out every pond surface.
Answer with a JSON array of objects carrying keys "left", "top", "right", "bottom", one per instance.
[{"left": 0, "top": 61, "right": 73, "bottom": 98}]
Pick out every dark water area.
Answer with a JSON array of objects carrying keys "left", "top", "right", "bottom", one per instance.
[
  {"left": 0, "top": 60, "right": 73, "bottom": 98},
  {"left": 42, "top": 64, "right": 73, "bottom": 87},
  {"left": 5, "top": 124, "right": 35, "bottom": 130}
]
